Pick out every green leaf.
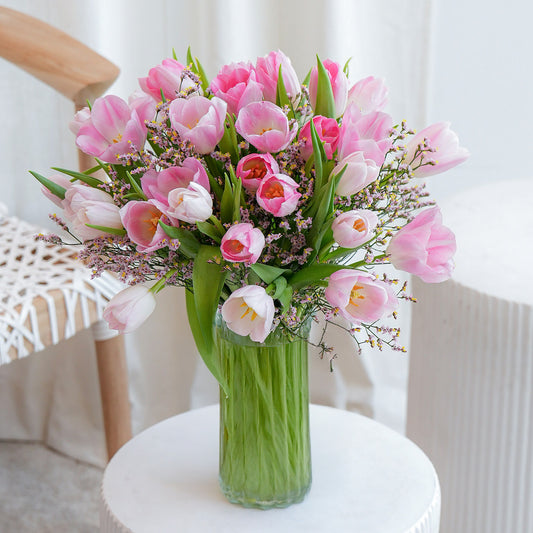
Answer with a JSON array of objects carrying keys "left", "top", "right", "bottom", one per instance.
[
  {"left": 196, "top": 221, "right": 223, "bottom": 243},
  {"left": 51, "top": 167, "right": 103, "bottom": 188},
  {"left": 126, "top": 171, "right": 147, "bottom": 200},
  {"left": 309, "top": 118, "right": 326, "bottom": 188},
  {"left": 158, "top": 222, "right": 200, "bottom": 258},
  {"left": 220, "top": 175, "right": 234, "bottom": 224},
  {"left": 195, "top": 56, "right": 210, "bottom": 91},
  {"left": 189, "top": 246, "right": 228, "bottom": 394},
  {"left": 302, "top": 68, "right": 311, "bottom": 87},
  {"left": 186, "top": 46, "right": 194, "bottom": 68},
  {"left": 275, "top": 64, "right": 294, "bottom": 119},
  {"left": 272, "top": 276, "right": 287, "bottom": 299},
  {"left": 287, "top": 263, "right": 351, "bottom": 290},
  {"left": 172, "top": 47, "right": 178, "bottom": 60},
  {"left": 30, "top": 171, "right": 66, "bottom": 200},
  {"left": 85, "top": 224, "right": 126, "bottom": 236},
  {"left": 218, "top": 114, "right": 239, "bottom": 164},
  {"left": 314, "top": 55, "right": 336, "bottom": 118},
  {"left": 250, "top": 264, "right": 290, "bottom": 284},
  {"left": 343, "top": 57, "right": 352, "bottom": 78},
  {"left": 278, "top": 285, "right": 293, "bottom": 311}
]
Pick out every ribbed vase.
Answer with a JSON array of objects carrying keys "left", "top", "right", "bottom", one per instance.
[{"left": 215, "top": 317, "right": 311, "bottom": 509}]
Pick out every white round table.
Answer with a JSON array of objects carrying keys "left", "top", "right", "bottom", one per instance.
[{"left": 100, "top": 404, "right": 440, "bottom": 533}]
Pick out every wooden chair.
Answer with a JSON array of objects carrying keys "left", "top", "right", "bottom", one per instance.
[{"left": 0, "top": 6, "right": 132, "bottom": 460}]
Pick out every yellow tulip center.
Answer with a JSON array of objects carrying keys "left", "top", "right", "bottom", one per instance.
[
  {"left": 240, "top": 301, "right": 258, "bottom": 321},
  {"left": 226, "top": 239, "right": 244, "bottom": 253},
  {"left": 349, "top": 283, "right": 365, "bottom": 307},
  {"left": 352, "top": 219, "right": 366, "bottom": 232}
]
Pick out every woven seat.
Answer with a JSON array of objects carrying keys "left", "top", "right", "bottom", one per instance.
[{"left": 0, "top": 6, "right": 132, "bottom": 460}]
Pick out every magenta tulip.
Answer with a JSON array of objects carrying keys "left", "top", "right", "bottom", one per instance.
[
  {"left": 256, "top": 174, "right": 301, "bottom": 217},
  {"left": 325, "top": 270, "right": 398, "bottom": 324},
  {"left": 255, "top": 50, "right": 300, "bottom": 103},
  {"left": 103, "top": 285, "right": 156, "bottom": 334},
  {"left": 298, "top": 116, "right": 340, "bottom": 161},
  {"left": 220, "top": 223, "right": 265, "bottom": 264},
  {"left": 235, "top": 153, "right": 279, "bottom": 191},
  {"left": 168, "top": 95, "right": 227, "bottom": 154},
  {"left": 235, "top": 101, "right": 298, "bottom": 153}
]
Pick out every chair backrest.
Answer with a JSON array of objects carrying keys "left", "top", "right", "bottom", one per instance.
[{"left": 0, "top": 6, "right": 119, "bottom": 170}]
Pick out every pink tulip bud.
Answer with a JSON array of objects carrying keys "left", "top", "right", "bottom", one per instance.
[
  {"left": 255, "top": 50, "right": 300, "bottom": 103},
  {"left": 235, "top": 153, "right": 279, "bottom": 191},
  {"left": 331, "top": 210, "right": 379, "bottom": 248},
  {"left": 404, "top": 122, "right": 470, "bottom": 177},
  {"left": 325, "top": 270, "right": 398, "bottom": 324},
  {"left": 41, "top": 173, "right": 72, "bottom": 208},
  {"left": 298, "top": 115, "right": 340, "bottom": 161},
  {"left": 220, "top": 223, "right": 265, "bottom": 264},
  {"left": 309, "top": 59, "right": 349, "bottom": 118},
  {"left": 235, "top": 101, "right": 298, "bottom": 153},
  {"left": 103, "top": 285, "right": 156, "bottom": 334},
  {"left": 166, "top": 182, "right": 213, "bottom": 224},
  {"left": 346, "top": 76, "right": 388, "bottom": 114},
  {"left": 139, "top": 58, "right": 198, "bottom": 102},
  {"left": 387, "top": 207, "right": 456, "bottom": 283},
  {"left": 256, "top": 174, "right": 301, "bottom": 217},
  {"left": 221, "top": 285, "right": 275, "bottom": 342},
  {"left": 334, "top": 152, "right": 380, "bottom": 196},
  {"left": 168, "top": 95, "right": 227, "bottom": 154},
  {"left": 69, "top": 107, "right": 91, "bottom": 135},
  {"left": 210, "top": 61, "right": 263, "bottom": 116},
  {"left": 120, "top": 201, "right": 169, "bottom": 252}
]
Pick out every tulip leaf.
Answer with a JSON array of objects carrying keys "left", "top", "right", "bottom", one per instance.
[
  {"left": 250, "top": 263, "right": 290, "bottom": 284},
  {"left": 343, "top": 57, "right": 352, "bottom": 78},
  {"left": 158, "top": 222, "right": 200, "bottom": 258},
  {"left": 302, "top": 68, "right": 311, "bottom": 88},
  {"left": 278, "top": 285, "right": 293, "bottom": 311},
  {"left": 194, "top": 57, "right": 209, "bottom": 91},
  {"left": 85, "top": 224, "right": 127, "bottom": 236},
  {"left": 29, "top": 171, "right": 66, "bottom": 200},
  {"left": 314, "top": 55, "right": 336, "bottom": 118},
  {"left": 271, "top": 276, "right": 287, "bottom": 299},
  {"left": 220, "top": 175, "right": 234, "bottom": 224},
  {"left": 196, "top": 221, "right": 223, "bottom": 243},
  {"left": 309, "top": 118, "right": 327, "bottom": 189},
  {"left": 218, "top": 114, "right": 239, "bottom": 164},
  {"left": 51, "top": 167, "right": 103, "bottom": 188},
  {"left": 287, "top": 263, "right": 355, "bottom": 290},
  {"left": 188, "top": 246, "right": 229, "bottom": 395},
  {"left": 125, "top": 171, "right": 147, "bottom": 200},
  {"left": 276, "top": 64, "right": 294, "bottom": 120},
  {"left": 172, "top": 47, "right": 178, "bottom": 61}
]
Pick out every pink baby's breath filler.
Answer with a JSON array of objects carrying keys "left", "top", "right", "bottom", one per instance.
[{"left": 33, "top": 49, "right": 469, "bottom": 367}]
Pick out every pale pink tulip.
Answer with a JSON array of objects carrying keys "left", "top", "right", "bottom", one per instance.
[
  {"left": 69, "top": 106, "right": 91, "bottom": 135},
  {"left": 75, "top": 95, "right": 155, "bottom": 163},
  {"left": 220, "top": 223, "right": 265, "bottom": 263},
  {"left": 235, "top": 153, "right": 279, "bottom": 191},
  {"left": 103, "top": 285, "right": 156, "bottom": 334},
  {"left": 41, "top": 173, "right": 72, "bottom": 208},
  {"left": 338, "top": 104, "right": 393, "bottom": 165},
  {"left": 139, "top": 58, "right": 198, "bottom": 101},
  {"left": 256, "top": 173, "right": 301, "bottom": 217},
  {"left": 255, "top": 50, "right": 300, "bottom": 103},
  {"left": 210, "top": 61, "right": 263, "bottom": 116},
  {"left": 346, "top": 76, "right": 388, "bottom": 114},
  {"left": 325, "top": 270, "right": 398, "bottom": 324},
  {"left": 120, "top": 201, "right": 169, "bottom": 252},
  {"left": 166, "top": 182, "right": 213, "bottom": 223},
  {"left": 309, "top": 59, "right": 348, "bottom": 118},
  {"left": 387, "top": 207, "right": 456, "bottom": 283},
  {"left": 235, "top": 101, "right": 298, "bottom": 153},
  {"left": 334, "top": 152, "right": 380, "bottom": 196},
  {"left": 142, "top": 158, "right": 210, "bottom": 203},
  {"left": 403, "top": 122, "right": 470, "bottom": 177},
  {"left": 331, "top": 210, "right": 379, "bottom": 248},
  {"left": 168, "top": 95, "right": 227, "bottom": 154},
  {"left": 221, "top": 285, "right": 275, "bottom": 342},
  {"left": 298, "top": 115, "right": 340, "bottom": 161}
]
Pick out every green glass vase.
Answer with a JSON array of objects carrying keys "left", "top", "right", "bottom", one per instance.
[{"left": 215, "top": 316, "right": 312, "bottom": 509}]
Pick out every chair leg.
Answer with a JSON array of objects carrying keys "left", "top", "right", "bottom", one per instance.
[{"left": 92, "top": 323, "right": 132, "bottom": 460}]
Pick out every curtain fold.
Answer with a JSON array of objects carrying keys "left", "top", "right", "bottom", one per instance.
[{"left": 0, "top": 0, "right": 433, "bottom": 466}]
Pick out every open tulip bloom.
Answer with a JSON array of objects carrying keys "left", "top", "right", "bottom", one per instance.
[{"left": 33, "top": 48, "right": 468, "bottom": 385}]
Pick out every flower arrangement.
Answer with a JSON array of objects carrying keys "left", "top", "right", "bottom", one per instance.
[{"left": 33, "top": 49, "right": 468, "bottom": 388}]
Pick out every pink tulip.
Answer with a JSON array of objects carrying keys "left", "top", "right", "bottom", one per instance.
[
  {"left": 41, "top": 173, "right": 72, "bottom": 208},
  {"left": 168, "top": 95, "right": 227, "bottom": 154},
  {"left": 338, "top": 104, "right": 393, "bottom": 165},
  {"left": 75, "top": 95, "right": 155, "bottom": 163},
  {"left": 255, "top": 50, "right": 300, "bottom": 103},
  {"left": 165, "top": 182, "right": 212, "bottom": 224},
  {"left": 331, "top": 209, "right": 379, "bottom": 248},
  {"left": 62, "top": 183, "right": 122, "bottom": 240},
  {"left": 298, "top": 115, "right": 340, "bottom": 161},
  {"left": 309, "top": 59, "right": 348, "bottom": 118},
  {"left": 210, "top": 61, "right": 263, "bottom": 116},
  {"left": 139, "top": 58, "right": 198, "bottom": 102},
  {"left": 103, "top": 285, "right": 156, "bottom": 334},
  {"left": 387, "top": 207, "right": 456, "bottom": 283},
  {"left": 325, "top": 270, "right": 398, "bottom": 324},
  {"left": 69, "top": 106, "right": 91, "bottom": 135},
  {"left": 235, "top": 153, "right": 279, "bottom": 191},
  {"left": 256, "top": 173, "right": 301, "bottom": 217},
  {"left": 221, "top": 285, "right": 275, "bottom": 342},
  {"left": 120, "top": 201, "right": 169, "bottom": 252},
  {"left": 142, "top": 158, "right": 210, "bottom": 203},
  {"left": 235, "top": 101, "right": 298, "bottom": 153},
  {"left": 403, "top": 122, "right": 470, "bottom": 177},
  {"left": 346, "top": 76, "right": 388, "bottom": 114},
  {"left": 334, "top": 152, "right": 380, "bottom": 196},
  {"left": 220, "top": 223, "right": 265, "bottom": 264}
]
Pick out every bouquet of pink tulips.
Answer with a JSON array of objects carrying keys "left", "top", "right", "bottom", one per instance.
[{"left": 33, "top": 49, "right": 468, "bottom": 382}]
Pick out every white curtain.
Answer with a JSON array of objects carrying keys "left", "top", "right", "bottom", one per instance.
[{"left": 0, "top": 0, "right": 434, "bottom": 466}]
